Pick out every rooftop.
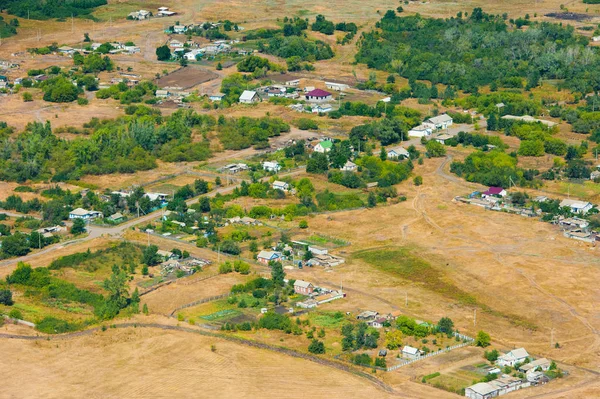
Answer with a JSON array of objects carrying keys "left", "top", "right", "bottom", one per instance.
[{"left": 306, "top": 88, "right": 332, "bottom": 97}]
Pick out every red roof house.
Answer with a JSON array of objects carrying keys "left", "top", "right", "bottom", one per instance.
[
  {"left": 482, "top": 187, "right": 507, "bottom": 197},
  {"left": 305, "top": 88, "right": 332, "bottom": 102}
]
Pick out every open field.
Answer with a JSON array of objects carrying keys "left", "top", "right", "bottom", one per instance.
[{"left": 155, "top": 66, "right": 220, "bottom": 90}]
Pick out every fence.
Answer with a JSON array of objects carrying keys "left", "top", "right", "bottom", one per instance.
[{"left": 386, "top": 333, "right": 474, "bottom": 372}]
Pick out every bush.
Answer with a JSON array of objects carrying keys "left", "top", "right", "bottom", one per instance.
[
  {"left": 77, "top": 97, "right": 89, "bottom": 106},
  {"left": 8, "top": 309, "right": 22, "bottom": 319},
  {"left": 219, "top": 261, "right": 233, "bottom": 274},
  {"left": 308, "top": 339, "right": 326, "bottom": 354},
  {"left": 22, "top": 92, "right": 33, "bottom": 102},
  {"left": 413, "top": 176, "right": 423, "bottom": 186},
  {"left": 36, "top": 317, "right": 77, "bottom": 334},
  {"left": 296, "top": 118, "right": 319, "bottom": 130},
  {"left": 475, "top": 330, "right": 491, "bottom": 347},
  {"left": 484, "top": 349, "right": 499, "bottom": 362},
  {"left": 258, "top": 311, "right": 291, "bottom": 331},
  {"left": 299, "top": 220, "right": 308, "bottom": 229},
  {"left": 0, "top": 289, "right": 13, "bottom": 305}
]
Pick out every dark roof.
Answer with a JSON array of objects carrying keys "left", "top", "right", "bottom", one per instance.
[
  {"left": 484, "top": 187, "right": 504, "bottom": 195},
  {"left": 306, "top": 88, "right": 331, "bottom": 97}
]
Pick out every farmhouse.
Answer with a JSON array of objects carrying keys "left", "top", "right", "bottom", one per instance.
[
  {"left": 305, "top": 88, "right": 332, "bottom": 102},
  {"left": 311, "top": 104, "right": 333, "bottom": 113},
  {"left": 497, "top": 348, "right": 529, "bottom": 367},
  {"left": 108, "top": 212, "right": 124, "bottom": 222},
  {"left": 129, "top": 10, "right": 151, "bottom": 20},
  {"left": 239, "top": 90, "right": 259, "bottom": 103},
  {"left": 519, "top": 358, "right": 552, "bottom": 373},
  {"left": 156, "top": 89, "right": 170, "bottom": 98},
  {"left": 425, "top": 114, "right": 453, "bottom": 130},
  {"left": 69, "top": 208, "right": 103, "bottom": 220},
  {"left": 314, "top": 140, "right": 333, "bottom": 153},
  {"left": 169, "top": 39, "right": 183, "bottom": 48},
  {"left": 262, "top": 161, "right": 281, "bottom": 172},
  {"left": 341, "top": 160, "right": 357, "bottom": 172},
  {"left": 559, "top": 199, "right": 593, "bottom": 214},
  {"left": 482, "top": 187, "right": 507, "bottom": 198},
  {"left": 157, "top": 249, "right": 175, "bottom": 260},
  {"left": 356, "top": 311, "right": 378, "bottom": 321},
  {"left": 58, "top": 46, "right": 75, "bottom": 55},
  {"left": 307, "top": 245, "right": 328, "bottom": 255},
  {"left": 369, "top": 317, "right": 387, "bottom": 328},
  {"left": 173, "top": 25, "right": 188, "bottom": 34},
  {"left": 272, "top": 181, "right": 290, "bottom": 191},
  {"left": 293, "top": 280, "right": 314, "bottom": 295},
  {"left": 408, "top": 124, "right": 433, "bottom": 138},
  {"left": 325, "top": 81, "right": 349, "bottom": 91},
  {"left": 465, "top": 382, "right": 498, "bottom": 399},
  {"left": 402, "top": 345, "right": 422, "bottom": 359},
  {"left": 434, "top": 134, "right": 453, "bottom": 144},
  {"left": 387, "top": 146, "right": 410, "bottom": 160},
  {"left": 257, "top": 250, "right": 282, "bottom": 264},
  {"left": 145, "top": 192, "right": 169, "bottom": 202}
]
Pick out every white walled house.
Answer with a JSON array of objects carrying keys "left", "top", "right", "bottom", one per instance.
[
  {"left": 314, "top": 140, "right": 333, "bottom": 153},
  {"left": 239, "top": 90, "right": 259, "bottom": 104},
  {"left": 408, "top": 124, "right": 433, "bottom": 138},
  {"left": 69, "top": 208, "right": 103, "bottom": 220},
  {"left": 387, "top": 146, "right": 410, "bottom": 160},
  {"left": 497, "top": 348, "right": 529, "bottom": 367},
  {"left": 425, "top": 114, "right": 453, "bottom": 130},
  {"left": 559, "top": 199, "right": 593, "bottom": 214}
]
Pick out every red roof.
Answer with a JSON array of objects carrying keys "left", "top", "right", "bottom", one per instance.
[
  {"left": 484, "top": 187, "right": 504, "bottom": 195},
  {"left": 306, "top": 88, "right": 331, "bottom": 98}
]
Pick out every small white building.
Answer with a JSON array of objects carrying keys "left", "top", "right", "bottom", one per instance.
[
  {"left": 559, "top": 199, "right": 593, "bottom": 215},
  {"left": 519, "top": 358, "right": 552, "bottom": 374},
  {"left": 434, "top": 134, "right": 453, "bottom": 144},
  {"left": 262, "top": 161, "right": 281, "bottom": 172},
  {"left": 173, "top": 25, "right": 188, "bottom": 34},
  {"left": 69, "top": 208, "right": 103, "bottom": 220},
  {"left": 497, "top": 348, "right": 530, "bottom": 367},
  {"left": 341, "top": 160, "right": 357, "bottom": 172},
  {"left": 426, "top": 114, "right": 453, "bottom": 130},
  {"left": 408, "top": 124, "right": 433, "bottom": 138},
  {"left": 239, "top": 90, "right": 259, "bottom": 104},
  {"left": 307, "top": 245, "right": 328, "bottom": 256},
  {"left": 311, "top": 104, "right": 333, "bottom": 113},
  {"left": 325, "top": 81, "right": 349, "bottom": 91},
  {"left": 272, "top": 181, "right": 290, "bottom": 191},
  {"left": 169, "top": 39, "right": 183, "bottom": 48},
  {"left": 465, "top": 382, "right": 498, "bottom": 399},
  {"left": 156, "top": 89, "right": 170, "bottom": 98},
  {"left": 402, "top": 345, "right": 422, "bottom": 359},
  {"left": 387, "top": 146, "right": 410, "bottom": 160},
  {"left": 305, "top": 88, "right": 332, "bottom": 103}
]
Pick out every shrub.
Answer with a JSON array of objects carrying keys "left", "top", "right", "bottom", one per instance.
[
  {"left": 8, "top": 309, "right": 22, "bottom": 319},
  {"left": 296, "top": 118, "right": 319, "bottom": 130},
  {"left": 36, "top": 317, "right": 77, "bottom": 334},
  {"left": 0, "top": 289, "right": 13, "bottom": 305},
  {"left": 299, "top": 220, "right": 308, "bottom": 229},
  {"left": 475, "top": 330, "right": 491, "bottom": 347},
  {"left": 308, "top": 339, "right": 326, "bottom": 354},
  {"left": 413, "top": 176, "right": 423, "bottom": 186}
]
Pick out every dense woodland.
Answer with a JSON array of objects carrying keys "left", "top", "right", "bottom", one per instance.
[{"left": 356, "top": 8, "right": 600, "bottom": 94}]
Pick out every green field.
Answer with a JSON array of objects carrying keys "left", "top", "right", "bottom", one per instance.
[{"left": 307, "top": 311, "right": 349, "bottom": 328}]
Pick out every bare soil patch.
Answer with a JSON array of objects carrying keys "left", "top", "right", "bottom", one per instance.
[{"left": 155, "top": 66, "right": 219, "bottom": 89}]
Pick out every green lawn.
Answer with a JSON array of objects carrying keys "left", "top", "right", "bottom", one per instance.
[{"left": 308, "top": 311, "right": 348, "bottom": 328}]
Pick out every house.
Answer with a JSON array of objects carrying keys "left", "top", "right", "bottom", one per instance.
[
  {"left": 435, "top": 134, "right": 454, "bottom": 144},
  {"left": 557, "top": 217, "right": 589, "bottom": 229},
  {"left": 220, "top": 163, "right": 248, "bottom": 173},
  {"left": 408, "top": 124, "right": 433, "bottom": 138},
  {"left": 465, "top": 382, "right": 499, "bottom": 399},
  {"left": 482, "top": 187, "right": 507, "bottom": 198},
  {"left": 325, "top": 81, "right": 350, "bottom": 91},
  {"left": 311, "top": 104, "right": 333, "bottom": 113},
  {"left": 305, "top": 88, "right": 332, "bottom": 102},
  {"left": 272, "top": 181, "right": 290, "bottom": 191},
  {"left": 341, "top": 160, "right": 357, "bottom": 172},
  {"left": 293, "top": 280, "right": 314, "bottom": 295},
  {"left": 559, "top": 199, "right": 593, "bottom": 214},
  {"left": 262, "top": 161, "right": 281, "bottom": 172},
  {"left": 387, "top": 146, "right": 410, "bottom": 160},
  {"left": 265, "top": 86, "right": 286, "bottom": 97},
  {"left": 314, "top": 140, "right": 333, "bottom": 153},
  {"left": 591, "top": 170, "right": 600, "bottom": 180},
  {"left": 369, "top": 317, "right": 387, "bottom": 328},
  {"left": 402, "top": 345, "right": 422, "bottom": 359},
  {"left": 356, "top": 311, "right": 378, "bottom": 321},
  {"left": 145, "top": 192, "right": 169, "bottom": 202},
  {"left": 157, "top": 10, "right": 176, "bottom": 17},
  {"left": 307, "top": 253, "right": 345, "bottom": 267},
  {"left": 209, "top": 93, "right": 225, "bottom": 101},
  {"left": 169, "top": 39, "right": 183, "bottom": 48},
  {"left": 489, "top": 376, "right": 530, "bottom": 396},
  {"left": 257, "top": 250, "right": 282, "bottom": 264},
  {"left": 123, "top": 45, "right": 141, "bottom": 54},
  {"left": 69, "top": 208, "right": 103, "bottom": 220},
  {"left": 157, "top": 249, "right": 175, "bottom": 260},
  {"left": 58, "top": 46, "right": 75, "bottom": 55},
  {"left": 156, "top": 89, "right": 170, "bottom": 98},
  {"left": 526, "top": 371, "right": 549, "bottom": 384},
  {"left": 519, "top": 358, "right": 552, "bottom": 373},
  {"left": 497, "top": 348, "right": 530, "bottom": 367},
  {"left": 534, "top": 195, "right": 548, "bottom": 203},
  {"left": 129, "top": 10, "right": 151, "bottom": 20},
  {"left": 284, "top": 78, "right": 300, "bottom": 86},
  {"left": 173, "top": 25, "right": 188, "bottom": 34},
  {"left": 307, "top": 245, "right": 327, "bottom": 256},
  {"left": 108, "top": 212, "right": 124, "bottom": 222},
  {"left": 425, "top": 114, "right": 453, "bottom": 130},
  {"left": 239, "top": 90, "right": 259, "bottom": 104}
]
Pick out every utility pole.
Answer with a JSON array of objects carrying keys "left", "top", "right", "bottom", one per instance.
[
  {"left": 405, "top": 292, "right": 408, "bottom": 307},
  {"left": 550, "top": 328, "right": 554, "bottom": 348},
  {"left": 71, "top": 13, "right": 74, "bottom": 34},
  {"left": 474, "top": 309, "right": 477, "bottom": 327}
]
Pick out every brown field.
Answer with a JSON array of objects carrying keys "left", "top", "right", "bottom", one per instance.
[{"left": 155, "top": 66, "right": 220, "bottom": 89}]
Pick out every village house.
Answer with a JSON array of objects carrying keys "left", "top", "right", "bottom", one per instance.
[
  {"left": 293, "top": 280, "right": 314, "bottom": 295},
  {"left": 169, "top": 39, "right": 183, "bottom": 48},
  {"left": 145, "top": 192, "right": 169, "bottom": 202},
  {"left": 305, "top": 88, "right": 332, "bottom": 103},
  {"left": 262, "top": 161, "right": 281, "bottom": 172},
  {"left": 311, "top": 104, "right": 333, "bottom": 113},
  {"left": 257, "top": 250, "right": 282, "bottom": 264},
  {"left": 557, "top": 217, "right": 589, "bottom": 230},
  {"left": 497, "top": 348, "right": 530, "bottom": 367},
  {"left": 482, "top": 187, "right": 507, "bottom": 198},
  {"left": 296, "top": 298, "right": 318, "bottom": 309},
  {"left": 69, "top": 208, "right": 103, "bottom": 220},
  {"left": 519, "top": 358, "right": 552, "bottom": 374},
  {"left": 356, "top": 311, "right": 378, "bottom": 321},
  {"left": 402, "top": 345, "right": 422, "bottom": 359},
  {"left": 369, "top": 317, "right": 387, "bottom": 328},
  {"left": 128, "top": 10, "right": 151, "bottom": 20},
  {"left": 341, "top": 160, "right": 357, "bottom": 172},
  {"left": 465, "top": 382, "right": 498, "bottom": 399},
  {"left": 425, "top": 114, "right": 453, "bottom": 130},
  {"left": 434, "top": 134, "right": 454, "bottom": 144},
  {"left": 108, "top": 212, "right": 124, "bottom": 223},
  {"left": 239, "top": 90, "right": 259, "bottom": 104},
  {"left": 387, "top": 146, "right": 410, "bottom": 160},
  {"left": 307, "top": 245, "right": 328, "bottom": 255},
  {"left": 559, "top": 199, "right": 593, "bottom": 214},
  {"left": 58, "top": 46, "right": 75, "bottom": 55},
  {"left": 272, "top": 181, "right": 290, "bottom": 191},
  {"left": 314, "top": 140, "right": 333, "bottom": 153},
  {"left": 325, "top": 81, "right": 349, "bottom": 91},
  {"left": 307, "top": 253, "right": 345, "bottom": 267},
  {"left": 156, "top": 89, "right": 170, "bottom": 98},
  {"left": 157, "top": 249, "right": 176, "bottom": 261},
  {"left": 173, "top": 25, "right": 188, "bottom": 34},
  {"left": 219, "top": 163, "right": 248, "bottom": 173},
  {"left": 157, "top": 7, "right": 176, "bottom": 17},
  {"left": 408, "top": 124, "right": 433, "bottom": 138}
]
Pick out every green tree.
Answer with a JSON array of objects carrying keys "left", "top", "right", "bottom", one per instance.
[
  {"left": 216, "top": 62, "right": 223, "bottom": 70},
  {"left": 487, "top": 113, "right": 498, "bottom": 131},
  {"left": 1, "top": 233, "right": 30, "bottom": 257},
  {"left": 437, "top": 317, "right": 454, "bottom": 334},
  {"left": 425, "top": 140, "right": 446, "bottom": 157},
  {"left": 308, "top": 339, "right": 326, "bottom": 354},
  {"left": 22, "top": 92, "right": 33, "bottom": 102},
  {"left": 475, "top": 330, "right": 491, "bottom": 347},
  {"left": 484, "top": 349, "right": 499, "bottom": 362},
  {"left": 71, "top": 218, "right": 86, "bottom": 235},
  {"left": 156, "top": 45, "right": 171, "bottom": 61},
  {"left": 413, "top": 176, "right": 423, "bottom": 186},
  {"left": 299, "top": 220, "right": 308, "bottom": 229},
  {"left": 0, "top": 289, "right": 13, "bottom": 306},
  {"left": 367, "top": 192, "right": 377, "bottom": 208},
  {"left": 379, "top": 146, "right": 387, "bottom": 161},
  {"left": 143, "top": 303, "right": 149, "bottom": 315},
  {"left": 306, "top": 152, "right": 329, "bottom": 174},
  {"left": 142, "top": 245, "right": 160, "bottom": 266},
  {"left": 270, "top": 261, "right": 285, "bottom": 286}
]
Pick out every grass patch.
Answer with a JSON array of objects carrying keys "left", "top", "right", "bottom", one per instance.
[
  {"left": 426, "top": 369, "right": 481, "bottom": 395},
  {"left": 308, "top": 311, "right": 348, "bottom": 328},
  {"left": 354, "top": 247, "right": 477, "bottom": 305},
  {"left": 200, "top": 309, "right": 242, "bottom": 321},
  {"left": 304, "top": 234, "right": 349, "bottom": 247}
]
